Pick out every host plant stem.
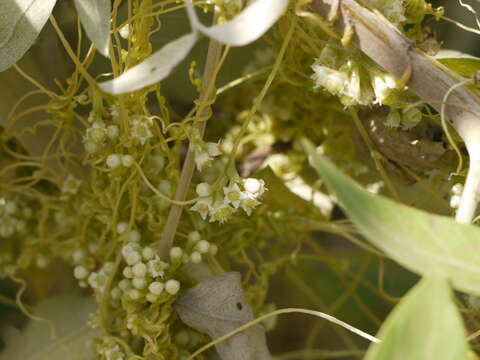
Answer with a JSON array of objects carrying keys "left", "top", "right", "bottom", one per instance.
[{"left": 158, "top": 11, "right": 223, "bottom": 259}]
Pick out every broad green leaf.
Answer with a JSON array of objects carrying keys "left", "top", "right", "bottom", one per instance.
[
  {"left": 0, "top": 0, "right": 58, "bottom": 72},
  {"left": 0, "top": 295, "right": 96, "bottom": 360},
  {"left": 365, "top": 277, "right": 469, "bottom": 360},
  {"left": 435, "top": 50, "right": 480, "bottom": 78},
  {"left": 99, "top": 33, "right": 197, "bottom": 94},
  {"left": 185, "top": 0, "right": 289, "bottom": 46},
  {"left": 303, "top": 139, "right": 480, "bottom": 296},
  {"left": 73, "top": 0, "right": 111, "bottom": 57}
]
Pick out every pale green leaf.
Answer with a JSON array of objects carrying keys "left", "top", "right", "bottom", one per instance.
[
  {"left": 0, "top": 0, "right": 58, "bottom": 72},
  {"left": 99, "top": 33, "right": 197, "bottom": 94},
  {"left": 73, "top": 0, "right": 111, "bottom": 57},
  {"left": 303, "top": 139, "right": 480, "bottom": 296},
  {"left": 435, "top": 50, "right": 480, "bottom": 78},
  {"left": 0, "top": 295, "right": 96, "bottom": 360},
  {"left": 365, "top": 277, "right": 469, "bottom": 360},
  {"left": 185, "top": 0, "right": 288, "bottom": 46}
]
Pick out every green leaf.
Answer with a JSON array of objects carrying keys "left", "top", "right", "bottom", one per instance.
[
  {"left": 0, "top": 0, "right": 58, "bottom": 72},
  {"left": 435, "top": 50, "right": 480, "bottom": 78},
  {"left": 365, "top": 277, "right": 469, "bottom": 360},
  {"left": 303, "top": 139, "right": 480, "bottom": 296},
  {"left": 73, "top": 0, "right": 111, "bottom": 57},
  {"left": 0, "top": 295, "right": 96, "bottom": 360}
]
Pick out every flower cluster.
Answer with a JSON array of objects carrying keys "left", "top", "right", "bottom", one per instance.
[
  {"left": 450, "top": 183, "right": 464, "bottom": 209},
  {"left": 170, "top": 231, "right": 218, "bottom": 265},
  {"left": 84, "top": 117, "right": 119, "bottom": 154},
  {"left": 190, "top": 178, "right": 266, "bottom": 223},
  {"left": 62, "top": 174, "right": 83, "bottom": 194},
  {"left": 385, "top": 106, "right": 423, "bottom": 130},
  {"left": 0, "top": 197, "right": 30, "bottom": 239},
  {"left": 130, "top": 116, "right": 153, "bottom": 145},
  {"left": 193, "top": 140, "right": 222, "bottom": 171}
]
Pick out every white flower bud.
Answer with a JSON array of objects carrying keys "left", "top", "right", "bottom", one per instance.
[
  {"left": 148, "top": 281, "right": 164, "bottom": 295},
  {"left": 196, "top": 240, "right": 210, "bottom": 254},
  {"left": 122, "top": 154, "right": 134, "bottom": 168},
  {"left": 106, "top": 154, "right": 122, "bottom": 168},
  {"left": 125, "top": 251, "right": 141, "bottom": 266},
  {"left": 123, "top": 266, "right": 133, "bottom": 279},
  {"left": 118, "top": 279, "right": 131, "bottom": 291},
  {"left": 196, "top": 182, "right": 212, "bottom": 197},
  {"left": 188, "top": 231, "right": 201, "bottom": 243},
  {"left": 450, "top": 195, "right": 461, "bottom": 209},
  {"left": 190, "top": 251, "right": 202, "bottom": 264},
  {"left": 116, "top": 221, "right": 128, "bottom": 234},
  {"left": 451, "top": 183, "right": 464, "bottom": 196},
  {"left": 128, "top": 289, "right": 142, "bottom": 300},
  {"left": 146, "top": 293, "right": 158, "bottom": 303},
  {"left": 165, "top": 279, "right": 180, "bottom": 295},
  {"left": 132, "top": 277, "right": 147, "bottom": 289},
  {"left": 74, "top": 265, "right": 89, "bottom": 279},
  {"left": 72, "top": 249, "right": 86, "bottom": 263},
  {"left": 170, "top": 247, "right": 183, "bottom": 260},
  {"left": 142, "top": 247, "right": 155, "bottom": 260},
  {"left": 110, "top": 287, "right": 122, "bottom": 300},
  {"left": 132, "top": 262, "right": 147, "bottom": 277}
]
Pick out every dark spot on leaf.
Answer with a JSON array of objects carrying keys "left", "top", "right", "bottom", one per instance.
[
  {"left": 236, "top": 302, "right": 243, "bottom": 310},
  {"left": 151, "top": 67, "right": 157, "bottom": 72}
]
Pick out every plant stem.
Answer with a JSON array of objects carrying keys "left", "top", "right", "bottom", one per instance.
[
  {"left": 158, "top": 12, "right": 223, "bottom": 259},
  {"left": 456, "top": 144, "right": 480, "bottom": 224}
]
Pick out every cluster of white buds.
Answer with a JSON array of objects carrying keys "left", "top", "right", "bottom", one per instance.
[
  {"left": 130, "top": 116, "right": 153, "bottom": 145},
  {"left": 72, "top": 247, "right": 96, "bottom": 287},
  {"left": 87, "top": 262, "right": 116, "bottom": 293},
  {"left": 62, "top": 174, "right": 82, "bottom": 195},
  {"left": 0, "top": 197, "right": 30, "bottom": 239},
  {"left": 190, "top": 178, "right": 266, "bottom": 223},
  {"left": 109, "top": 230, "right": 181, "bottom": 304},
  {"left": 106, "top": 154, "right": 135, "bottom": 169},
  {"left": 84, "top": 120, "right": 107, "bottom": 153},
  {"left": 193, "top": 140, "right": 222, "bottom": 171},
  {"left": 449, "top": 183, "right": 464, "bottom": 209},
  {"left": 169, "top": 231, "right": 218, "bottom": 265}
]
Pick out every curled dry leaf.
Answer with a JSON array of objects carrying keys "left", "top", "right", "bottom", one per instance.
[
  {"left": 175, "top": 272, "right": 272, "bottom": 360},
  {"left": 73, "top": 0, "right": 111, "bottom": 57},
  {"left": 185, "top": 0, "right": 289, "bottom": 46},
  {"left": 0, "top": 0, "right": 58, "bottom": 72},
  {"left": 99, "top": 32, "right": 198, "bottom": 94}
]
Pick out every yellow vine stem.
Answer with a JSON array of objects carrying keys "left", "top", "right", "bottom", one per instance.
[
  {"left": 13, "top": 65, "right": 56, "bottom": 98},
  {"left": 49, "top": 15, "right": 97, "bottom": 88},
  {"left": 9, "top": 275, "right": 56, "bottom": 339},
  {"left": 133, "top": 161, "right": 199, "bottom": 205},
  {"left": 157, "top": 9, "right": 225, "bottom": 259},
  {"left": 188, "top": 307, "right": 380, "bottom": 360},
  {"left": 440, "top": 78, "right": 471, "bottom": 175},
  {"left": 227, "top": 18, "right": 297, "bottom": 169}
]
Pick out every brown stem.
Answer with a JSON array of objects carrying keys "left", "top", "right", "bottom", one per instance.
[{"left": 158, "top": 13, "right": 223, "bottom": 259}]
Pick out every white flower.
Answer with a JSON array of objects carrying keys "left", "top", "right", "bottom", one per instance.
[
  {"left": 311, "top": 64, "right": 347, "bottom": 95},
  {"left": 62, "top": 175, "right": 82, "bottom": 194},
  {"left": 223, "top": 183, "right": 243, "bottom": 208},
  {"left": 147, "top": 257, "right": 169, "bottom": 278},
  {"left": 86, "top": 121, "right": 107, "bottom": 144},
  {"left": 371, "top": 72, "right": 396, "bottom": 105},
  {"left": 240, "top": 196, "right": 261, "bottom": 216},
  {"left": 119, "top": 24, "right": 130, "bottom": 39},
  {"left": 130, "top": 118, "right": 153, "bottom": 145},
  {"left": 190, "top": 197, "right": 213, "bottom": 220},
  {"left": 209, "top": 202, "right": 235, "bottom": 224},
  {"left": 165, "top": 279, "right": 181, "bottom": 295},
  {"left": 194, "top": 151, "right": 212, "bottom": 171},
  {"left": 207, "top": 142, "right": 222, "bottom": 156},
  {"left": 106, "top": 154, "right": 122, "bottom": 168},
  {"left": 243, "top": 178, "right": 266, "bottom": 197}
]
